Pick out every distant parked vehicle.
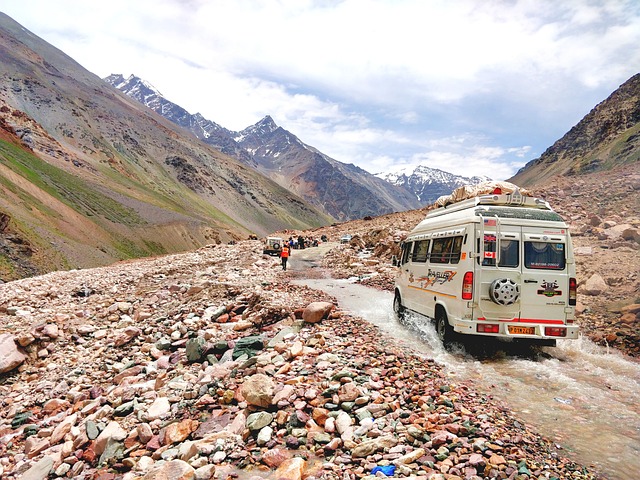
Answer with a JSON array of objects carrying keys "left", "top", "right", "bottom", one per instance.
[
  {"left": 263, "top": 237, "right": 284, "bottom": 256},
  {"left": 340, "top": 234, "right": 352, "bottom": 244}
]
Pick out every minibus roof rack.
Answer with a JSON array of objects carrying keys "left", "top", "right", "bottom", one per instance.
[{"left": 427, "top": 189, "right": 552, "bottom": 218}]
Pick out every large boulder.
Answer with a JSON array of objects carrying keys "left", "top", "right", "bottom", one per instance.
[
  {"left": 240, "top": 373, "right": 275, "bottom": 408},
  {"left": 580, "top": 274, "right": 609, "bottom": 296},
  {"left": 302, "top": 302, "right": 334, "bottom": 324},
  {"left": 0, "top": 333, "right": 26, "bottom": 373}
]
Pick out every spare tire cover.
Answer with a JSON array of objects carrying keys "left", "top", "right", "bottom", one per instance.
[{"left": 489, "top": 278, "right": 520, "bottom": 306}]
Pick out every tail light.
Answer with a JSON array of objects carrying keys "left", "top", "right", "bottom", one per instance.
[
  {"left": 477, "top": 323, "right": 499, "bottom": 333},
  {"left": 462, "top": 272, "right": 473, "bottom": 300},
  {"left": 569, "top": 277, "right": 577, "bottom": 306},
  {"left": 545, "top": 327, "right": 567, "bottom": 337}
]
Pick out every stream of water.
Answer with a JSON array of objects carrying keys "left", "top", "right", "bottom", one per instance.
[{"left": 289, "top": 251, "right": 640, "bottom": 480}]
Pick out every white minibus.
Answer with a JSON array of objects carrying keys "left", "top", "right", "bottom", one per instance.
[{"left": 393, "top": 188, "right": 578, "bottom": 346}]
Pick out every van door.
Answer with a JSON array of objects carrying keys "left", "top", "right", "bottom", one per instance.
[
  {"left": 475, "top": 225, "right": 521, "bottom": 322},
  {"left": 405, "top": 238, "right": 430, "bottom": 312},
  {"left": 519, "top": 230, "right": 571, "bottom": 324},
  {"left": 396, "top": 241, "right": 415, "bottom": 311}
]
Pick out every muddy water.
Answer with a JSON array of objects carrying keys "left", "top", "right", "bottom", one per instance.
[{"left": 290, "top": 261, "right": 640, "bottom": 480}]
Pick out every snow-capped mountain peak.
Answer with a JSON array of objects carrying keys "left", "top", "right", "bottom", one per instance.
[
  {"left": 376, "top": 165, "right": 492, "bottom": 204},
  {"left": 104, "top": 74, "right": 162, "bottom": 99}
]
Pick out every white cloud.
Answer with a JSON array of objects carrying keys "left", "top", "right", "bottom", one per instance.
[{"left": 1, "top": 0, "right": 638, "bottom": 181}]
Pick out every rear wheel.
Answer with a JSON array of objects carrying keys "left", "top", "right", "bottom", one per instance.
[
  {"left": 436, "top": 310, "right": 454, "bottom": 344},
  {"left": 393, "top": 292, "right": 406, "bottom": 323}
]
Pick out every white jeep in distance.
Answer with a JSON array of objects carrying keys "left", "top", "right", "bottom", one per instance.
[{"left": 263, "top": 237, "right": 284, "bottom": 256}]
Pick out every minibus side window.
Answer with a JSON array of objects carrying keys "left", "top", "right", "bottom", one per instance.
[
  {"left": 450, "top": 236, "right": 463, "bottom": 264},
  {"left": 430, "top": 237, "right": 457, "bottom": 264},
  {"left": 525, "top": 242, "right": 565, "bottom": 270},
  {"left": 401, "top": 242, "right": 412, "bottom": 265},
  {"left": 411, "top": 240, "right": 429, "bottom": 263}
]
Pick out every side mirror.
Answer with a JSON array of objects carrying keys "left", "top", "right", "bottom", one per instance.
[{"left": 391, "top": 255, "right": 399, "bottom": 267}]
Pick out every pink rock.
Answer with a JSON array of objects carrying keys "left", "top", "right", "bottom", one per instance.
[
  {"left": 262, "top": 447, "right": 291, "bottom": 468},
  {"left": 430, "top": 430, "right": 458, "bottom": 447},
  {"left": 141, "top": 459, "right": 195, "bottom": 479},
  {"left": 580, "top": 274, "right": 608, "bottom": 296},
  {"left": 338, "top": 382, "right": 360, "bottom": 402},
  {"left": 24, "top": 436, "right": 50, "bottom": 458},
  {"left": 468, "top": 453, "right": 485, "bottom": 467},
  {"left": 145, "top": 397, "right": 171, "bottom": 421},
  {"left": 113, "top": 327, "right": 142, "bottom": 347},
  {"left": 272, "top": 384, "right": 295, "bottom": 405},
  {"left": 137, "top": 423, "right": 154, "bottom": 444},
  {"left": 42, "top": 323, "right": 59, "bottom": 339},
  {"left": 51, "top": 413, "right": 78, "bottom": 444}
]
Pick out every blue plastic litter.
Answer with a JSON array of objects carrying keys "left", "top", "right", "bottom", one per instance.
[{"left": 371, "top": 465, "right": 396, "bottom": 476}]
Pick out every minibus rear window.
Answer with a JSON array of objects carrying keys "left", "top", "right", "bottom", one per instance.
[
  {"left": 525, "top": 242, "right": 566, "bottom": 270},
  {"left": 478, "top": 237, "right": 519, "bottom": 267},
  {"left": 411, "top": 240, "right": 429, "bottom": 263}
]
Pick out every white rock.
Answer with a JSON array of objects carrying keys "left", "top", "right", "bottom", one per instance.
[
  {"left": 0, "top": 334, "right": 26, "bottom": 373},
  {"left": 145, "top": 397, "right": 171, "bottom": 421},
  {"left": 581, "top": 274, "right": 609, "bottom": 296}
]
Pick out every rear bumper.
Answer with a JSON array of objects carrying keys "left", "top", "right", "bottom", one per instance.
[{"left": 452, "top": 318, "right": 580, "bottom": 340}]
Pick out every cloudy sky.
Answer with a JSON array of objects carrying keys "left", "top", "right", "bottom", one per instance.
[{"left": 2, "top": 1, "right": 639, "bottom": 180}]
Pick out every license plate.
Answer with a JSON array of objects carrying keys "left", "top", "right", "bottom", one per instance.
[{"left": 508, "top": 325, "right": 535, "bottom": 335}]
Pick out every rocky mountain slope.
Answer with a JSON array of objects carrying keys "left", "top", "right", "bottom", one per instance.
[
  {"left": 103, "top": 74, "right": 256, "bottom": 168},
  {"left": 376, "top": 165, "right": 491, "bottom": 204},
  {"left": 0, "top": 13, "right": 331, "bottom": 281},
  {"left": 105, "top": 75, "right": 421, "bottom": 221},
  {"left": 510, "top": 73, "right": 640, "bottom": 186},
  {"left": 236, "top": 116, "right": 421, "bottom": 220}
]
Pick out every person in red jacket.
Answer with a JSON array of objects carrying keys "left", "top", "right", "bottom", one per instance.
[{"left": 280, "top": 244, "right": 290, "bottom": 271}]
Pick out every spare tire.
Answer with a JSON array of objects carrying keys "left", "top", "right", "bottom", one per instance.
[
  {"left": 489, "top": 278, "right": 520, "bottom": 306},
  {"left": 272, "top": 243, "right": 280, "bottom": 250}
]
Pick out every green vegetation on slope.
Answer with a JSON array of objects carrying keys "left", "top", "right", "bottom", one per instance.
[{"left": 0, "top": 140, "right": 145, "bottom": 226}]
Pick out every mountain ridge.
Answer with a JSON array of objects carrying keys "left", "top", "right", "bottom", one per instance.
[
  {"left": 376, "top": 165, "right": 491, "bottom": 203},
  {"left": 105, "top": 74, "right": 422, "bottom": 220}
]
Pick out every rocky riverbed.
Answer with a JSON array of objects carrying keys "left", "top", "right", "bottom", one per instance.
[{"left": 0, "top": 241, "right": 602, "bottom": 480}]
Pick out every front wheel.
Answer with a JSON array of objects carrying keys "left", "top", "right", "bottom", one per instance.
[
  {"left": 393, "top": 292, "right": 405, "bottom": 323},
  {"left": 436, "top": 311, "right": 454, "bottom": 344}
]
